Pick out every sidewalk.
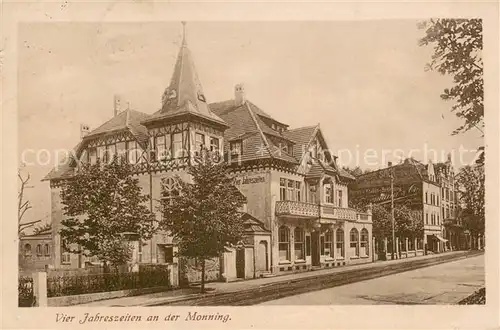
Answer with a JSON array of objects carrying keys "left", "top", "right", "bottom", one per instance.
[{"left": 77, "top": 250, "right": 476, "bottom": 307}]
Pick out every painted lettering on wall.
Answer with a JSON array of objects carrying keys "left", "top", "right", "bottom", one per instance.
[{"left": 234, "top": 175, "right": 266, "bottom": 185}]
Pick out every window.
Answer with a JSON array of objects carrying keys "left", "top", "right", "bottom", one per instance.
[
  {"left": 157, "top": 245, "right": 174, "bottom": 263},
  {"left": 437, "top": 195, "right": 440, "bottom": 206},
  {"left": 36, "top": 244, "right": 42, "bottom": 256},
  {"left": 425, "top": 212, "right": 429, "bottom": 225},
  {"left": 278, "top": 226, "right": 290, "bottom": 262},
  {"left": 295, "top": 182, "right": 301, "bottom": 201},
  {"left": 210, "top": 137, "right": 219, "bottom": 152},
  {"left": 336, "top": 229, "right": 344, "bottom": 258},
  {"left": 294, "top": 227, "right": 305, "bottom": 260},
  {"left": 437, "top": 215, "right": 440, "bottom": 225},
  {"left": 230, "top": 141, "right": 242, "bottom": 155},
  {"left": 61, "top": 240, "right": 71, "bottom": 264},
  {"left": 44, "top": 244, "right": 50, "bottom": 256},
  {"left": 172, "top": 133, "right": 183, "bottom": 158},
  {"left": 106, "top": 144, "right": 116, "bottom": 162},
  {"left": 116, "top": 142, "right": 126, "bottom": 162},
  {"left": 350, "top": 228, "right": 359, "bottom": 257},
  {"left": 280, "top": 178, "right": 286, "bottom": 201},
  {"left": 360, "top": 229, "right": 369, "bottom": 257},
  {"left": 408, "top": 238, "right": 415, "bottom": 251},
  {"left": 127, "top": 141, "right": 138, "bottom": 164},
  {"left": 195, "top": 133, "right": 205, "bottom": 154},
  {"left": 287, "top": 180, "right": 294, "bottom": 201},
  {"left": 325, "top": 184, "right": 333, "bottom": 204},
  {"left": 425, "top": 192, "right": 428, "bottom": 204},
  {"left": 337, "top": 190, "right": 343, "bottom": 207},
  {"left": 155, "top": 135, "right": 167, "bottom": 161},
  {"left": 161, "top": 177, "right": 179, "bottom": 207},
  {"left": 88, "top": 148, "right": 97, "bottom": 164},
  {"left": 324, "top": 230, "right": 333, "bottom": 257},
  {"left": 24, "top": 244, "right": 32, "bottom": 257}
]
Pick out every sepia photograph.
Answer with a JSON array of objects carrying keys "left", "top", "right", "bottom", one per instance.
[
  {"left": 16, "top": 19, "right": 487, "bottom": 308},
  {"left": 2, "top": 2, "right": 498, "bottom": 329}
]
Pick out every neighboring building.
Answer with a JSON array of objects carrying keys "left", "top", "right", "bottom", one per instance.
[
  {"left": 349, "top": 158, "right": 447, "bottom": 257},
  {"left": 42, "top": 24, "right": 373, "bottom": 281},
  {"left": 19, "top": 227, "right": 53, "bottom": 274},
  {"left": 435, "top": 155, "right": 470, "bottom": 250}
]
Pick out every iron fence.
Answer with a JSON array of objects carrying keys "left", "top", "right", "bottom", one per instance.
[
  {"left": 47, "top": 268, "right": 171, "bottom": 297},
  {"left": 18, "top": 276, "right": 35, "bottom": 307}
]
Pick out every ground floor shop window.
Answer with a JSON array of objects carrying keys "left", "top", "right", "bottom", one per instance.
[
  {"left": 294, "top": 227, "right": 305, "bottom": 260},
  {"left": 360, "top": 229, "right": 369, "bottom": 257},
  {"left": 336, "top": 229, "right": 344, "bottom": 258},
  {"left": 279, "top": 226, "right": 290, "bottom": 262},
  {"left": 324, "top": 230, "right": 333, "bottom": 257},
  {"left": 350, "top": 228, "right": 359, "bottom": 257}
]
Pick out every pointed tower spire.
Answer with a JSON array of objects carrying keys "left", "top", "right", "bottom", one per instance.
[{"left": 144, "top": 22, "right": 227, "bottom": 128}]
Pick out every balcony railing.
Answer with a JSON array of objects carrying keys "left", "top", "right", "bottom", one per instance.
[
  {"left": 275, "top": 201, "right": 319, "bottom": 218},
  {"left": 321, "top": 205, "right": 358, "bottom": 221}
]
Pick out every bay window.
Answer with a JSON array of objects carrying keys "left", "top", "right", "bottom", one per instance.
[
  {"left": 287, "top": 180, "right": 294, "bottom": 201},
  {"left": 325, "top": 184, "right": 333, "bottom": 204},
  {"left": 295, "top": 182, "right": 301, "bottom": 201},
  {"left": 337, "top": 189, "right": 343, "bottom": 207}
]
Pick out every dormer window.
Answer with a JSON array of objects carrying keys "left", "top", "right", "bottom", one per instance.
[{"left": 197, "top": 92, "right": 206, "bottom": 103}]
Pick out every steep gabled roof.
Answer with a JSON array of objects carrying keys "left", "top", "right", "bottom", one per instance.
[
  {"left": 43, "top": 110, "right": 150, "bottom": 182},
  {"left": 283, "top": 125, "right": 318, "bottom": 158},
  {"left": 210, "top": 99, "right": 298, "bottom": 164}
]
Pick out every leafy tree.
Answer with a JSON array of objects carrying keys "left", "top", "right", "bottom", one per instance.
[
  {"left": 456, "top": 165, "right": 485, "bottom": 248},
  {"left": 159, "top": 148, "right": 247, "bottom": 293},
  {"left": 394, "top": 204, "right": 423, "bottom": 240},
  {"left": 59, "top": 157, "right": 156, "bottom": 271},
  {"left": 371, "top": 204, "right": 391, "bottom": 240},
  {"left": 419, "top": 19, "right": 483, "bottom": 136}
]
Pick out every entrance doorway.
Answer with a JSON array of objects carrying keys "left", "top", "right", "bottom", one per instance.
[
  {"left": 236, "top": 248, "right": 245, "bottom": 279},
  {"left": 311, "top": 232, "right": 320, "bottom": 266},
  {"left": 257, "top": 241, "right": 268, "bottom": 272}
]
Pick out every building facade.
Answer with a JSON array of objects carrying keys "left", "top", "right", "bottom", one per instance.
[
  {"left": 43, "top": 25, "right": 373, "bottom": 282},
  {"left": 19, "top": 227, "right": 53, "bottom": 275},
  {"left": 349, "top": 158, "right": 449, "bottom": 257}
]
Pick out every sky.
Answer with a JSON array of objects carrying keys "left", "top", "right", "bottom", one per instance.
[{"left": 18, "top": 21, "right": 484, "bottom": 227}]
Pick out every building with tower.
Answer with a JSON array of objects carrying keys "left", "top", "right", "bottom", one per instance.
[{"left": 43, "top": 23, "right": 373, "bottom": 283}]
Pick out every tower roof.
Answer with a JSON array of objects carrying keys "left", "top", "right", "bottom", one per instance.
[{"left": 143, "top": 22, "right": 227, "bottom": 128}]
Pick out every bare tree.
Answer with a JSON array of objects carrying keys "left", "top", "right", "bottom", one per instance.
[{"left": 18, "top": 166, "right": 38, "bottom": 236}]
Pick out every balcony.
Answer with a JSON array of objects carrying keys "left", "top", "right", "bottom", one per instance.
[
  {"left": 275, "top": 201, "right": 319, "bottom": 218},
  {"left": 275, "top": 201, "right": 362, "bottom": 222},
  {"left": 320, "top": 205, "right": 358, "bottom": 221}
]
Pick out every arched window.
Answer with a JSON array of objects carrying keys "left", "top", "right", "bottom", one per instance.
[
  {"left": 294, "top": 227, "right": 304, "bottom": 260},
  {"left": 161, "top": 177, "right": 180, "bottom": 207},
  {"left": 36, "top": 244, "right": 42, "bottom": 256},
  {"left": 44, "top": 244, "right": 50, "bottom": 256},
  {"left": 350, "top": 228, "right": 359, "bottom": 257},
  {"left": 336, "top": 229, "right": 344, "bottom": 258},
  {"left": 24, "top": 244, "right": 32, "bottom": 257},
  {"left": 360, "top": 229, "right": 369, "bottom": 257},
  {"left": 278, "top": 226, "right": 290, "bottom": 262},
  {"left": 324, "top": 230, "right": 333, "bottom": 258}
]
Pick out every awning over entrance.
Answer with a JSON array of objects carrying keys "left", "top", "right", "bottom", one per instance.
[{"left": 434, "top": 235, "right": 448, "bottom": 243}]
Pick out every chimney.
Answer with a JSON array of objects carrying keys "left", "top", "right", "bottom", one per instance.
[
  {"left": 234, "top": 84, "right": 246, "bottom": 106},
  {"left": 114, "top": 94, "right": 123, "bottom": 116},
  {"left": 387, "top": 161, "right": 392, "bottom": 167},
  {"left": 80, "top": 123, "right": 90, "bottom": 139}
]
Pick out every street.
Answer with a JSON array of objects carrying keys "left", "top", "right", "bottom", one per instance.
[{"left": 260, "top": 254, "right": 484, "bottom": 305}]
